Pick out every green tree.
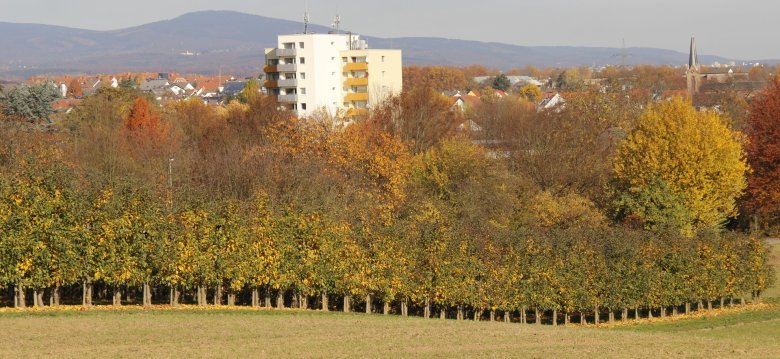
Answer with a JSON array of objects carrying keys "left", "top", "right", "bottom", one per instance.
[
  {"left": 1, "top": 82, "right": 60, "bottom": 122},
  {"left": 492, "top": 74, "right": 511, "bottom": 92}
]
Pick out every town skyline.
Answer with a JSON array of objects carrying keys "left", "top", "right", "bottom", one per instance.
[{"left": 0, "top": 0, "right": 778, "bottom": 60}]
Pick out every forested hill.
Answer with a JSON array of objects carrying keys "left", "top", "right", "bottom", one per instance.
[{"left": 0, "top": 10, "right": 741, "bottom": 77}]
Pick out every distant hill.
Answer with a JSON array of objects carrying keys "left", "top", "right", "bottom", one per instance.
[{"left": 0, "top": 10, "right": 757, "bottom": 78}]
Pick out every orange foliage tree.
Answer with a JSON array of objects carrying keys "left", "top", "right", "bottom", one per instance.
[
  {"left": 744, "top": 77, "right": 780, "bottom": 227},
  {"left": 122, "top": 97, "right": 171, "bottom": 157}
]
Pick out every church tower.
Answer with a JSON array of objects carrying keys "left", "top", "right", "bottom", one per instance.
[{"left": 686, "top": 36, "right": 701, "bottom": 97}]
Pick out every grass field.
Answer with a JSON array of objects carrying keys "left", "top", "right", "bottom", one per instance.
[
  {"left": 0, "top": 304, "right": 777, "bottom": 358},
  {"left": 0, "top": 240, "right": 776, "bottom": 358}
]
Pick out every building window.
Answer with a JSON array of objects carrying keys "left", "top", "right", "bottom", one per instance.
[
  {"left": 382, "top": 56, "right": 385, "bottom": 62},
  {"left": 299, "top": 42, "right": 305, "bottom": 49},
  {"left": 342, "top": 57, "right": 348, "bottom": 63},
  {"left": 299, "top": 57, "right": 305, "bottom": 64},
  {"left": 301, "top": 103, "right": 307, "bottom": 110},
  {"left": 300, "top": 73, "right": 306, "bottom": 79},
  {"left": 301, "top": 88, "right": 306, "bottom": 95}
]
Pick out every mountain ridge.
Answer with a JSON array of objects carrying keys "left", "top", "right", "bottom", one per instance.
[{"left": 0, "top": 10, "right": 765, "bottom": 78}]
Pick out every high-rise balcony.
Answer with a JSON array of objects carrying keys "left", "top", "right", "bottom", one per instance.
[
  {"left": 277, "top": 79, "right": 298, "bottom": 87},
  {"left": 345, "top": 108, "right": 369, "bottom": 117},
  {"left": 277, "top": 48, "right": 297, "bottom": 57},
  {"left": 277, "top": 63, "right": 297, "bottom": 72},
  {"left": 344, "top": 78, "right": 369, "bottom": 87},
  {"left": 344, "top": 62, "right": 369, "bottom": 71},
  {"left": 345, "top": 92, "right": 369, "bottom": 102},
  {"left": 277, "top": 94, "right": 298, "bottom": 103},
  {"left": 263, "top": 65, "right": 278, "bottom": 73},
  {"left": 263, "top": 80, "right": 278, "bottom": 88}
]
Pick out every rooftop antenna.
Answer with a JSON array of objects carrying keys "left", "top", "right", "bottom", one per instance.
[
  {"left": 332, "top": 14, "right": 341, "bottom": 34},
  {"left": 303, "top": 2, "right": 311, "bottom": 34}
]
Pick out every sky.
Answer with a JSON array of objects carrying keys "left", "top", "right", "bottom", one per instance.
[{"left": 0, "top": 0, "right": 778, "bottom": 60}]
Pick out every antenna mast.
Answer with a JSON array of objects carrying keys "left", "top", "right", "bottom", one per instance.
[
  {"left": 617, "top": 39, "right": 632, "bottom": 69},
  {"left": 332, "top": 14, "right": 341, "bottom": 34},
  {"left": 304, "top": 11, "right": 310, "bottom": 34}
]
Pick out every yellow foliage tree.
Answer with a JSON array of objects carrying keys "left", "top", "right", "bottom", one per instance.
[{"left": 611, "top": 97, "right": 748, "bottom": 232}]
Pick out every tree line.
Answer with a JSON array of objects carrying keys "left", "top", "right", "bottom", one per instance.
[{"left": 0, "top": 77, "right": 776, "bottom": 324}]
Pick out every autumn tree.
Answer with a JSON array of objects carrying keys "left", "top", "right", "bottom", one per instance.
[
  {"left": 372, "top": 86, "right": 462, "bottom": 154},
  {"left": 67, "top": 79, "right": 83, "bottom": 98},
  {"left": 518, "top": 84, "right": 542, "bottom": 102},
  {"left": 403, "top": 66, "right": 470, "bottom": 92},
  {"left": 744, "top": 76, "right": 780, "bottom": 231},
  {"left": 611, "top": 97, "right": 748, "bottom": 234}
]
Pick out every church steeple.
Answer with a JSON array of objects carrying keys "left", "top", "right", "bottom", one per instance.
[{"left": 689, "top": 35, "right": 699, "bottom": 71}]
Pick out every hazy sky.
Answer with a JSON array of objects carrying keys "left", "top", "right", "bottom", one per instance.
[{"left": 1, "top": 0, "right": 777, "bottom": 59}]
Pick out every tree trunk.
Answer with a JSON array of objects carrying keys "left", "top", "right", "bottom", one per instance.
[
  {"left": 685, "top": 302, "right": 690, "bottom": 314},
  {"left": 521, "top": 306, "right": 527, "bottom": 324},
  {"left": 300, "top": 293, "right": 308, "bottom": 309},
  {"left": 622, "top": 308, "right": 628, "bottom": 322},
  {"left": 291, "top": 291, "right": 299, "bottom": 308},
  {"left": 608, "top": 310, "right": 615, "bottom": 323},
  {"left": 535, "top": 308, "right": 541, "bottom": 325},
  {"left": 227, "top": 289, "right": 236, "bottom": 306},
  {"left": 719, "top": 297, "right": 724, "bottom": 308},
  {"left": 170, "top": 287, "right": 180, "bottom": 307},
  {"left": 383, "top": 300, "right": 390, "bottom": 315},
  {"left": 648, "top": 307, "right": 653, "bottom": 319},
  {"left": 440, "top": 308, "right": 446, "bottom": 320},
  {"left": 474, "top": 308, "right": 481, "bottom": 322},
  {"left": 660, "top": 307, "right": 666, "bottom": 318},
  {"left": 697, "top": 300, "right": 703, "bottom": 311},
  {"left": 343, "top": 295, "right": 351, "bottom": 313},
  {"left": 707, "top": 299, "right": 712, "bottom": 311},
  {"left": 264, "top": 290, "right": 272, "bottom": 308},
  {"left": 505, "top": 310, "right": 511, "bottom": 323},
  {"left": 33, "top": 288, "right": 41, "bottom": 308},
  {"left": 564, "top": 312, "right": 570, "bottom": 325},
  {"left": 401, "top": 299, "right": 408, "bottom": 317},
  {"left": 321, "top": 292, "right": 329, "bottom": 311},
  {"left": 581, "top": 310, "right": 587, "bottom": 325},
  {"left": 424, "top": 298, "right": 431, "bottom": 319},
  {"left": 214, "top": 284, "right": 222, "bottom": 306},
  {"left": 113, "top": 286, "right": 122, "bottom": 306},
  {"left": 197, "top": 285, "right": 207, "bottom": 306},
  {"left": 552, "top": 309, "right": 558, "bottom": 326},
  {"left": 365, "top": 294, "right": 372, "bottom": 314},
  {"left": 252, "top": 288, "right": 259, "bottom": 308},
  {"left": 143, "top": 282, "right": 152, "bottom": 307},
  {"left": 740, "top": 297, "right": 745, "bottom": 306},
  {"left": 82, "top": 281, "right": 92, "bottom": 307},
  {"left": 672, "top": 307, "right": 678, "bottom": 316},
  {"left": 457, "top": 305, "right": 464, "bottom": 321},
  {"left": 634, "top": 308, "right": 639, "bottom": 320},
  {"left": 276, "top": 291, "right": 285, "bottom": 309},
  {"left": 490, "top": 309, "right": 495, "bottom": 322},
  {"left": 594, "top": 306, "right": 600, "bottom": 324},
  {"left": 51, "top": 285, "right": 61, "bottom": 307},
  {"left": 729, "top": 297, "right": 734, "bottom": 307}
]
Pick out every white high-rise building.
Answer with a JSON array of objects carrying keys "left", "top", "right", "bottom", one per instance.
[{"left": 264, "top": 33, "right": 402, "bottom": 118}]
